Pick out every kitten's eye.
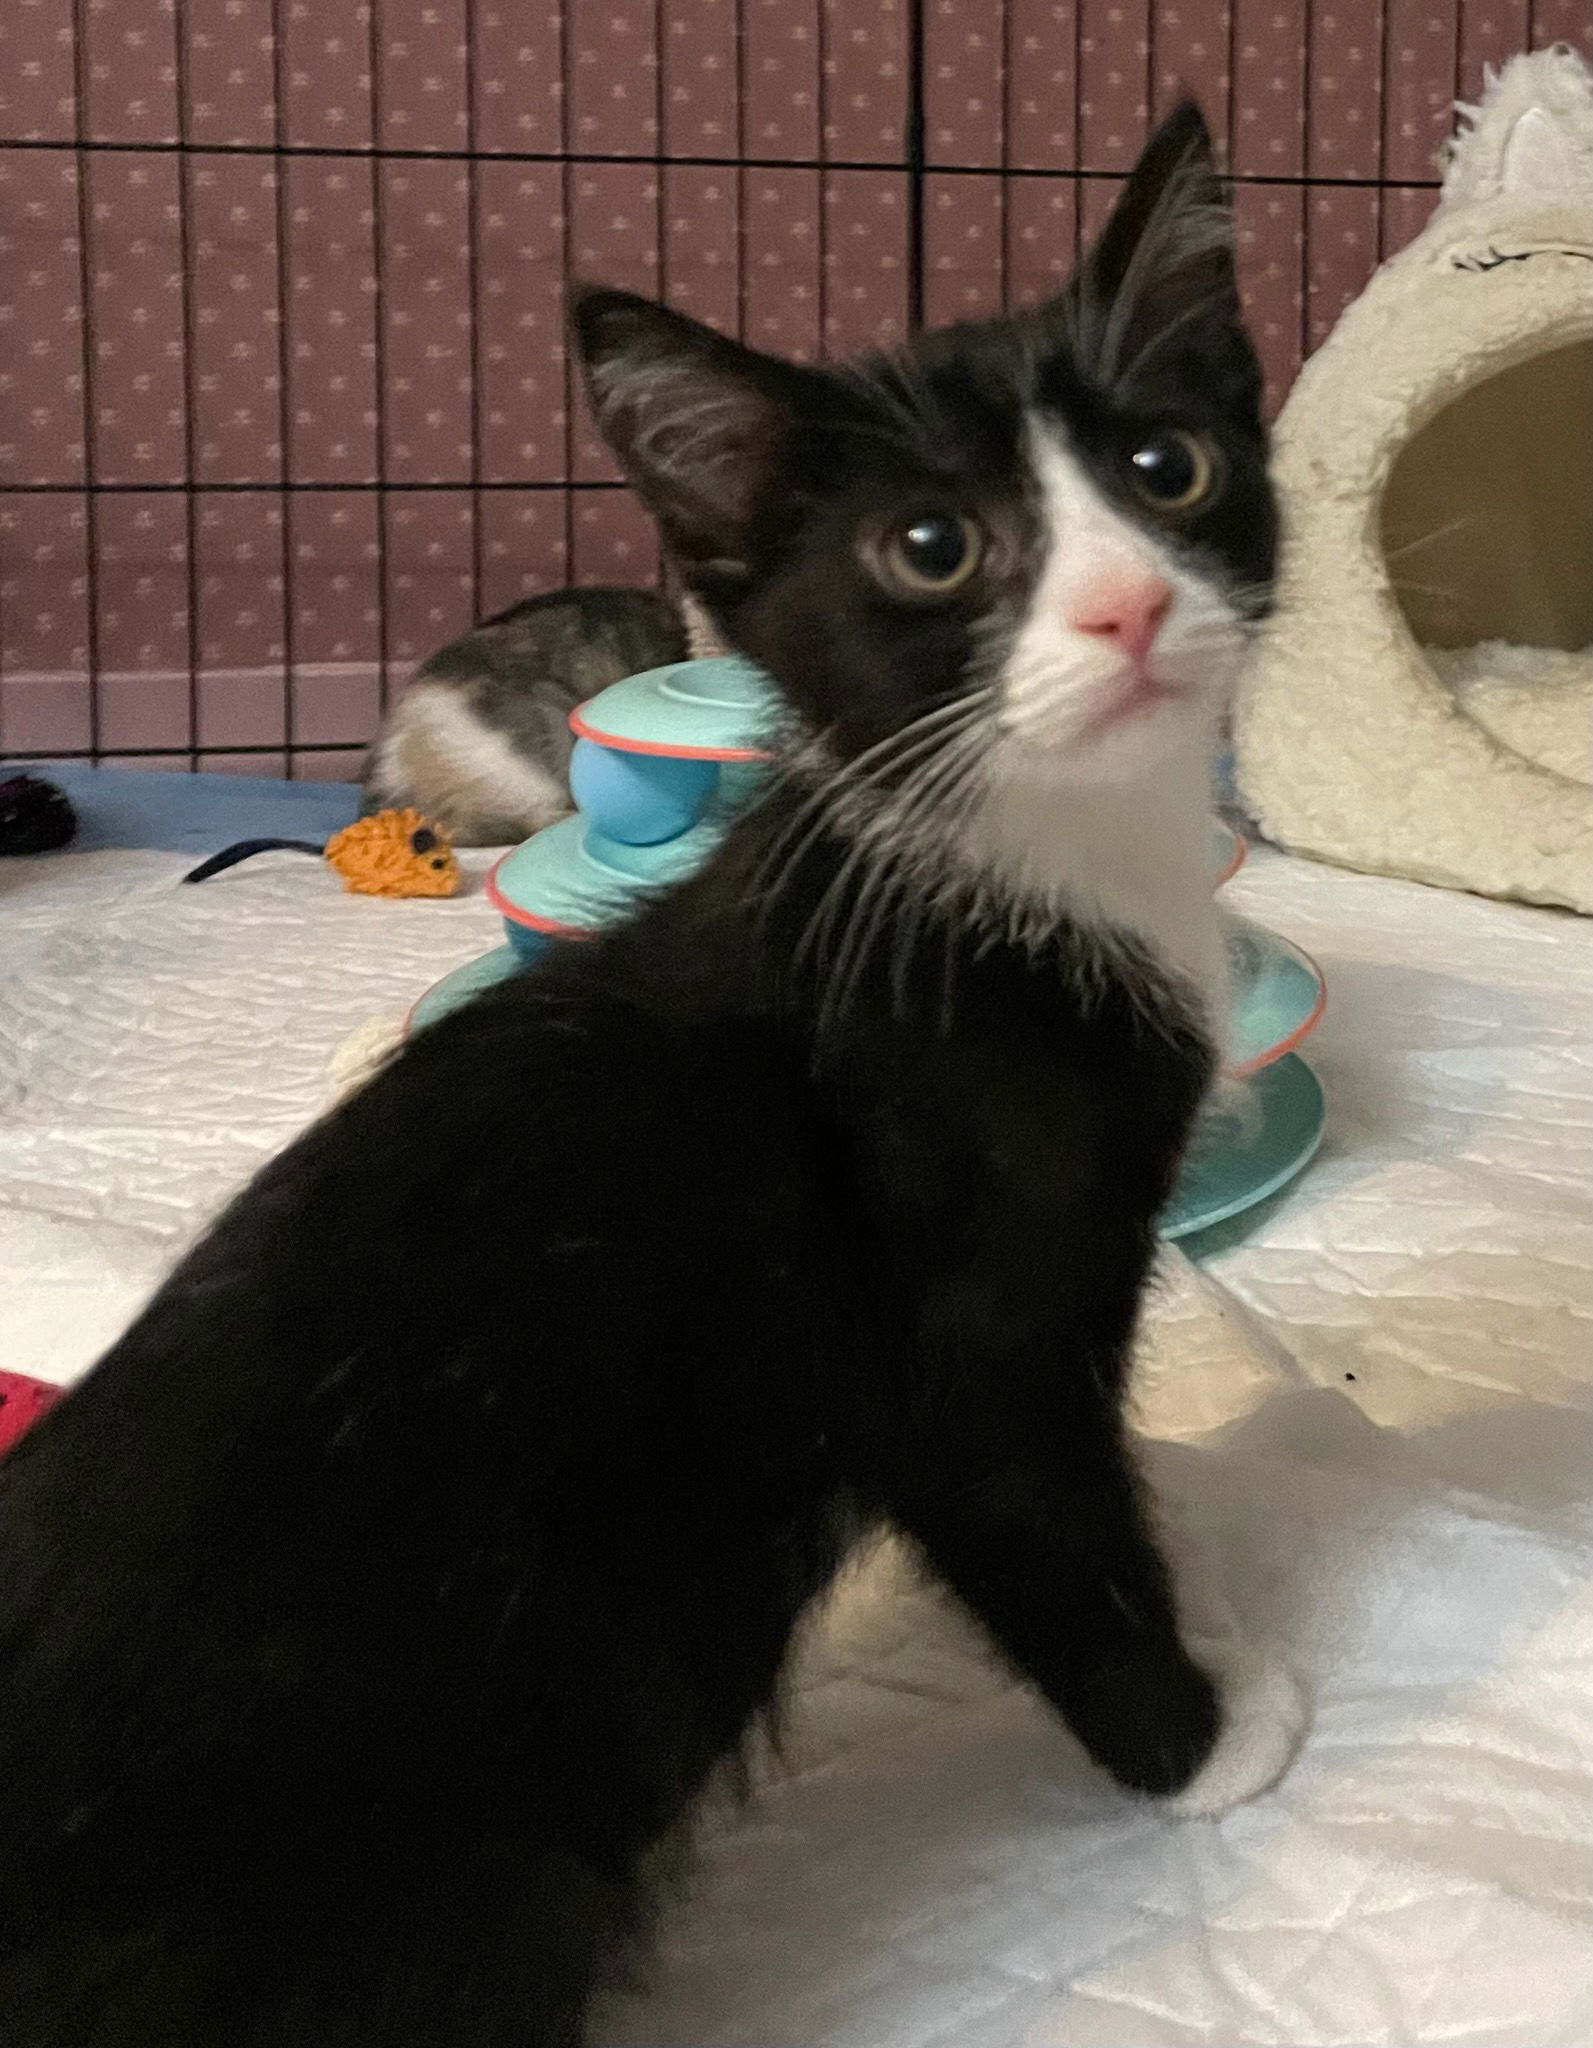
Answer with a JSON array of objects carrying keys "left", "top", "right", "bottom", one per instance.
[
  {"left": 867, "top": 513, "right": 983, "bottom": 599},
  {"left": 1126, "top": 431, "right": 1219, "bottom": 514}
]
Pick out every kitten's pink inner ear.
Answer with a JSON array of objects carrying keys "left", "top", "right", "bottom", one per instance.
[{"left": 1067, "top": 574, "right": 1173, "bottom": 665}]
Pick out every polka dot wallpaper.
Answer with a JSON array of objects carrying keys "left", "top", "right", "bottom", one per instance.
[{"left": 0, "top": 0, "right": 1587, "bottom": 772}]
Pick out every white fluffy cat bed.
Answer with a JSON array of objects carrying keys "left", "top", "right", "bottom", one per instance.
[{"left": 1235, "top": 47, "right": 1593, "bottom": 913}]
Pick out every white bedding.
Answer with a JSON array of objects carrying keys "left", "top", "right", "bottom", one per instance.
[{"left": 1, "top": 843, "right": 1588, "bottom": 2047}]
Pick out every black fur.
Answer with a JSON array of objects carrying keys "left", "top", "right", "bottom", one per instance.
[{"left": 0, "top": 104, "right": 1276, "bottom": 2046}]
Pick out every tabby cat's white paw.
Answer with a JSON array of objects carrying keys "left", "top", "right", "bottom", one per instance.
[{"left": 1170, "top": 1645, "right": 1309, "bottom": 1817}]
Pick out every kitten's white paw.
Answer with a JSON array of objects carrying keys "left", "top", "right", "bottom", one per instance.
[{"left": 1170, "top": 1644, "right": 1309, "bottom": 1817}]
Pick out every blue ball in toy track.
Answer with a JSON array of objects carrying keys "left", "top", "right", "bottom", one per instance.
[{"left": 568, "top": 738, "right": 719, "bottom": 846}]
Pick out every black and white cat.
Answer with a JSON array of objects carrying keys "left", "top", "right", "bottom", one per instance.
[{"left": 0, "top": 105, "right": 1305, "bottom": 2048}]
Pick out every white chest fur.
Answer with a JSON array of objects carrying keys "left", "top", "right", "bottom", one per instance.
[{"left": 957, "top": 423, "right": 1241, "bottom": 1034}]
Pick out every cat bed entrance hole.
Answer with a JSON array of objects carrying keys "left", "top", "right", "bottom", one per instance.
[
  {"left": 1232, "top": 46, "right": 1593, "bottom": 912},
  {"left": 1380, "top": 338, "right": 1593, "bottom": 653}
]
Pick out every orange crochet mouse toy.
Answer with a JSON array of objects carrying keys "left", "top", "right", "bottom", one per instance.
[
  {"left": 183, "top": 807, "right": 460, "bottom": 899},
  {"left": 322, "top": 809, "right": 459, "bottom": 898}
]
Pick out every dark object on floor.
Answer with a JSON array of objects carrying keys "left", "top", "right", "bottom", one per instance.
[{"left": 0, "top": 774, "right": 76, "bottom": 855}]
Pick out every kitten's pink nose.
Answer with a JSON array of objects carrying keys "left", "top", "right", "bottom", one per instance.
[{"left": 1068, "top": 574, "right": 1173, "bottom": 667}]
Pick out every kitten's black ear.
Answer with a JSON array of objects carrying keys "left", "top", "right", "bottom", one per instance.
[
  {"left": 571, "top": 288, "right": 802, "bottom": 589},
  {"left": 1071, "top": 100, "right": 1247, "bottom": 396}
]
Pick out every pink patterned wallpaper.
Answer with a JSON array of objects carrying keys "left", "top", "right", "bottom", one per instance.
[{"left": 0, "top": 0, "right": 1587, "bottom": 776}]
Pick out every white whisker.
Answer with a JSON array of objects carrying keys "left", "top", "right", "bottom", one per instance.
[
  {"left": 751, "top": 692, "right": 984, "bottom": 924},
  {"left": 1383, "top": 515, "right": 1478, "bottom": 564},
  {"left": 819, "top": 717, "right": 995, "bottom": 1031}
]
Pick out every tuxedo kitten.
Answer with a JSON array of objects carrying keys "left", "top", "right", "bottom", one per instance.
[
  {"left": 363, "top": 585, "right": 686, "bottom": 845},
  {"left": 0, "top": 105, "right": 1305, "bottom": 2048}
]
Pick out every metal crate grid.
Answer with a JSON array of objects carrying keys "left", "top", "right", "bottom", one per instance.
[{"left": 1, "top": 0, "right": 1586, "bottom": 776}]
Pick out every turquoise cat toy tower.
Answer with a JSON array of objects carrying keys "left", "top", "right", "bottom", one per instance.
[{"left": 410, "top": 655, "right": 1326, "bottom": 1247}]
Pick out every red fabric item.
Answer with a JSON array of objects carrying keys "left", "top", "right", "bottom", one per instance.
[{"left": 0, "top": 1371, "right": 64, "bottom": 1458}]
